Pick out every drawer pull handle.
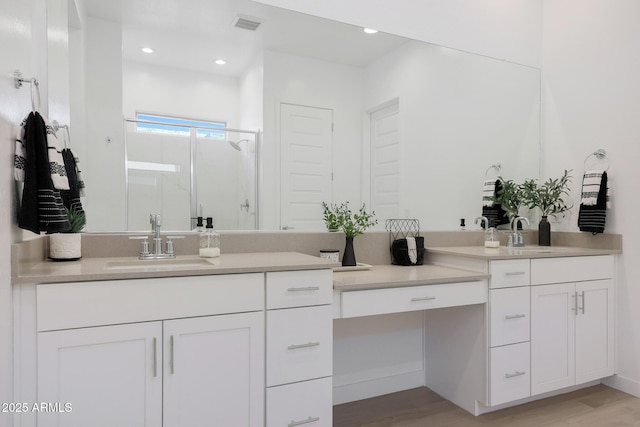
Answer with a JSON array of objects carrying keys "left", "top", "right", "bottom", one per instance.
[
  {"left": 288, "top": 416, "right": 320, "bottom": 427},
  {"left": 505, "top": 371, "right": 526, "bottom": 379},
  {"left": 505, "top": 271, "right": 526, "bottom": 276},
  {"left": 288, "top": 342, "right": 320, "bottom": 350},
  {"left": 287, "top": 286, "right": 320, "bottom": 292},
  {"left": 411, "top": 296, "right": 436, "bottom": 302},
  {"left": 504, "top": 314, "right": 526, "bottom": 320}
]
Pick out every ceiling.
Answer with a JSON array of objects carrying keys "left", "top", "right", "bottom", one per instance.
[{"left": 79, "top": 0, "right": 409, "bottom": 77}]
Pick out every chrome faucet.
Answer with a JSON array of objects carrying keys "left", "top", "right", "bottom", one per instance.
[
  {"left": 150, "top": 214, "right": 162, "bottom": 255},
  {"left": 475, "top": 216, "right": 490, "bottom": 229},
  {"left": 508, "top": 216, "right": 530, "bottom": 247},
  {"left": 130, "top": 214, "right": 184, "bottom": 259}
]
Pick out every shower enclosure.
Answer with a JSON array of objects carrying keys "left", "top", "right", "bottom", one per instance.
[{"left": 124, "top": 118, "right": 259, "bottom": 231}]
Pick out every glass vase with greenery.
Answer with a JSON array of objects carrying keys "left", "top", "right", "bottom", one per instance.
[
  {"left": 521, "top": 169, "right": 572, "bottom": 246},
  {"left": 521, "top": 170, "right": 573, "bottom": 217}
]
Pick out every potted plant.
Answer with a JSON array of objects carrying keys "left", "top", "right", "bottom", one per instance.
[
  {"left": 522, "top": 169, "right": 573, "bottom": 246},
  {"left": 321, "top": 201, "right": 377, "bottom": 266},
  {"left": 321, "top": 201, "right": 342, "bottom": 232},
  {"left": 49, "top": 207, "right": 86, "bottom": 260},
  {"left": 495, "top": 178, "right": 526, "bottom": 225}
]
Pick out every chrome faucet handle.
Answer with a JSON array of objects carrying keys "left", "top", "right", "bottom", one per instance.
[
  {"left": 129, "top": 236, "right": 150, "bottom": 256},
  {"left": 165, "top": 236, "right": 185, "bottom": 256}
]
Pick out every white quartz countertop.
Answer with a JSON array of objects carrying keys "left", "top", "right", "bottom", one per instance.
[
  {"left": 333, "top": 264, "right": 488, "bottom": 291},
  {"left": 427, "top": 245, "right": 620, "bottom": 260},
  {"left": 13, "top": 252, "right": 338, "bottom": 284}
]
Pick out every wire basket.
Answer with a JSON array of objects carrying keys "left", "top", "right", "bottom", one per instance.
[{"left": 385, "top": 219, "right": 423, "bottom": 265}]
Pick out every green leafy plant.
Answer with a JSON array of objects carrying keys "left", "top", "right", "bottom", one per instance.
[
  {"left": 321, "top": 202, "right": 342, "bottom": 231},
  {"left": 522, "top": 169, "right": 573, "bottom": 217},
  {"left": 495, "top": 178, "right": 526, "bottom": 222},
  {"left": 321, "top": 201, "right": 377, "bottom": 237},
  {"left": 66, "top": 207, "right": 86, "bottom": 233}
]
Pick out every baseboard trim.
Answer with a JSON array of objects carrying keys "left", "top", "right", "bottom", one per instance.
[
  {"left": 602, "top": 374, "right": 640, "bottom": 397},
  {"left": 333, "top": 370, "right": 425, "bottom": 405}
]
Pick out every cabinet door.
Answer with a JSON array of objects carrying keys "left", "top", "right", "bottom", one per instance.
[
  {"left": 575, "top": 279, "right": 614, "bottom": 384},
  {"left": 163, "top": 312, "right": 264, "bottom": 427},
  {"left": 38, "top": 322, "right": 163, "bottom": 427},
  {"left": 531, "top": 283, "right": 576, "bottom": 395}
]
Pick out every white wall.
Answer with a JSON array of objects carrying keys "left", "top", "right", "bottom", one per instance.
[
  {"left": 254, "top": 0, "right": 542, "bottom": 68},
  {"left": 0, "top": 0, "right": 52, "bottom": 421},
  {"left": 262, "top": 50, "right": 364, "bottom": 230},
  {"left": 541, "top": 0, "right": 640, "bottom": 396}
]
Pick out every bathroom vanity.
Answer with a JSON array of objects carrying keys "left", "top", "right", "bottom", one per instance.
[
  {"left": 11, "top": 235, "right": 620, "bottom": 425},
  {"left": 12, "top": 252, "right": 335, "bottom": 427}
]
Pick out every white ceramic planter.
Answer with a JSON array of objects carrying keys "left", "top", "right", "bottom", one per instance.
[{"left": 49, "top": 233, "right": 82, "bottom": 260}]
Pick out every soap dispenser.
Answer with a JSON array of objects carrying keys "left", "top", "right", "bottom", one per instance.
[
  {"left": 484, "top": 227, "right": 500, "bottom": 248},
  {"left": 199, "top": 217, "right": 220, "bottom": 258}
]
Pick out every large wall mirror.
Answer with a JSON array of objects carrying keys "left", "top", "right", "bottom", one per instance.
[{"left": 64, "top": 0, "right": 540, "bottom": 232}]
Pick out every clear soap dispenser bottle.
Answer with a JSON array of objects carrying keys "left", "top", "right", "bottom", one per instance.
[
  {"left": 199, "top": 217, "right": 220, "bottom": 258},
  {"left": 484, "top": 227, "right": 500, "bottom": 248}
]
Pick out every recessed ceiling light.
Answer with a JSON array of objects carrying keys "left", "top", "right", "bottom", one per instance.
[
  {"left": 215, "top": 59, "right": 227, "bottom": 65},
  {"left": 141, "top": 47, "right": 154, "bottom": 54},
  {"left": 363, "top": 28, "right": 378, "bottom": 34}
]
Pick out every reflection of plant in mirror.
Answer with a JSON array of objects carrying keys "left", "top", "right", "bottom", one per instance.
[
  {"left": 65, "top": 207, "right": 86, "bottom": 233},
  {"left": 321, "top": 202, "right": 377, "bottom": 237},
  {"left": 321, "top": 202, "right": 342, "bottom": 231},
  {"left": 495, "top": 178, "right": 526, "bottom": 222},
  {"left": 522, "top": 170, "right": 573, "bottom": 217}
]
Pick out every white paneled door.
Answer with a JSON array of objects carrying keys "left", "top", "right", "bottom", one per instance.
[
  {"left": 370, "top": 101, "right": 400, "bottom": 221},
  {"left": 280, "top": 103, "right": 333, "bottom": 231}
]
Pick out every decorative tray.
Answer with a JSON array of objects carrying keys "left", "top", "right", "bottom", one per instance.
[{"left": 333, "top": 263, "right": 372, "bottom": 272}]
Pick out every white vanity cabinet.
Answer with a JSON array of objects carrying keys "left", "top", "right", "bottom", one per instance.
[
  {"left": 35, "top": 274, "right": 265, "bottom": 427},
  {"left": 427, "top": 250, "right": 616, "bottom": 413},
  {"left": 530, "top": 256, "right": 614, "bottom": 395},
  {"left": 265, "top": 269, "right": 333, "bottom": 427}
]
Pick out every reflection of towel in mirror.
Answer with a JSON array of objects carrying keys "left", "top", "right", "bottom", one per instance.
[
  {"left": 60, "top": 148, "right": 85, "bottom": 217},
  {"left": 17, "top": 112, "right": 71, "bottom": 234},
  {"left": 482, "top": 179, "right": 497, "bottom": 207},
  {"left": 481, "top": 180, "right": 509, "bottom": 228},
  {"left": 578, "top": 171, "right": 607, "bottom": 234}
]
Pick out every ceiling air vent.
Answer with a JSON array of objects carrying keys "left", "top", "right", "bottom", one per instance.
[{"left": 233, "top": 15, "right": 262, "bottom": 31}]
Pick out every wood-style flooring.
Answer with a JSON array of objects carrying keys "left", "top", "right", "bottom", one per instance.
[{"left": 333, "top": 385, "right": 640, "bottom": 426}]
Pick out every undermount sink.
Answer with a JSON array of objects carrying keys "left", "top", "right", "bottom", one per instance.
[{"left": 105, "top": 257, "right": 213, "bottom": 270}]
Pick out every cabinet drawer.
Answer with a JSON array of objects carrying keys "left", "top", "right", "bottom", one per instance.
[
  {"left": 531, "top": 255, "right": 614, "bottom": 285},
  {"left": 267, "top": 269, "right": 333, "bottom": 309},
  {"left": 37, "top": 274, "right": 264, "bottom": 331},
  {"left": 490, "top": 259, "right": 530, "bottom": 288},
  {"left": 267, "top": 377, "right": 332, "bottom": 427},
  {"left": 340, "top": 281, "right": 486, "bottom": 318},
  {"left": 490, "top": 287, "right": 530, "bottom": 347},
  {"left": 490, "top": 342, "right": 531, "bottom": 406},
  {"left": 267, "top": 305, "right": 332, "bottom": 386}
]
